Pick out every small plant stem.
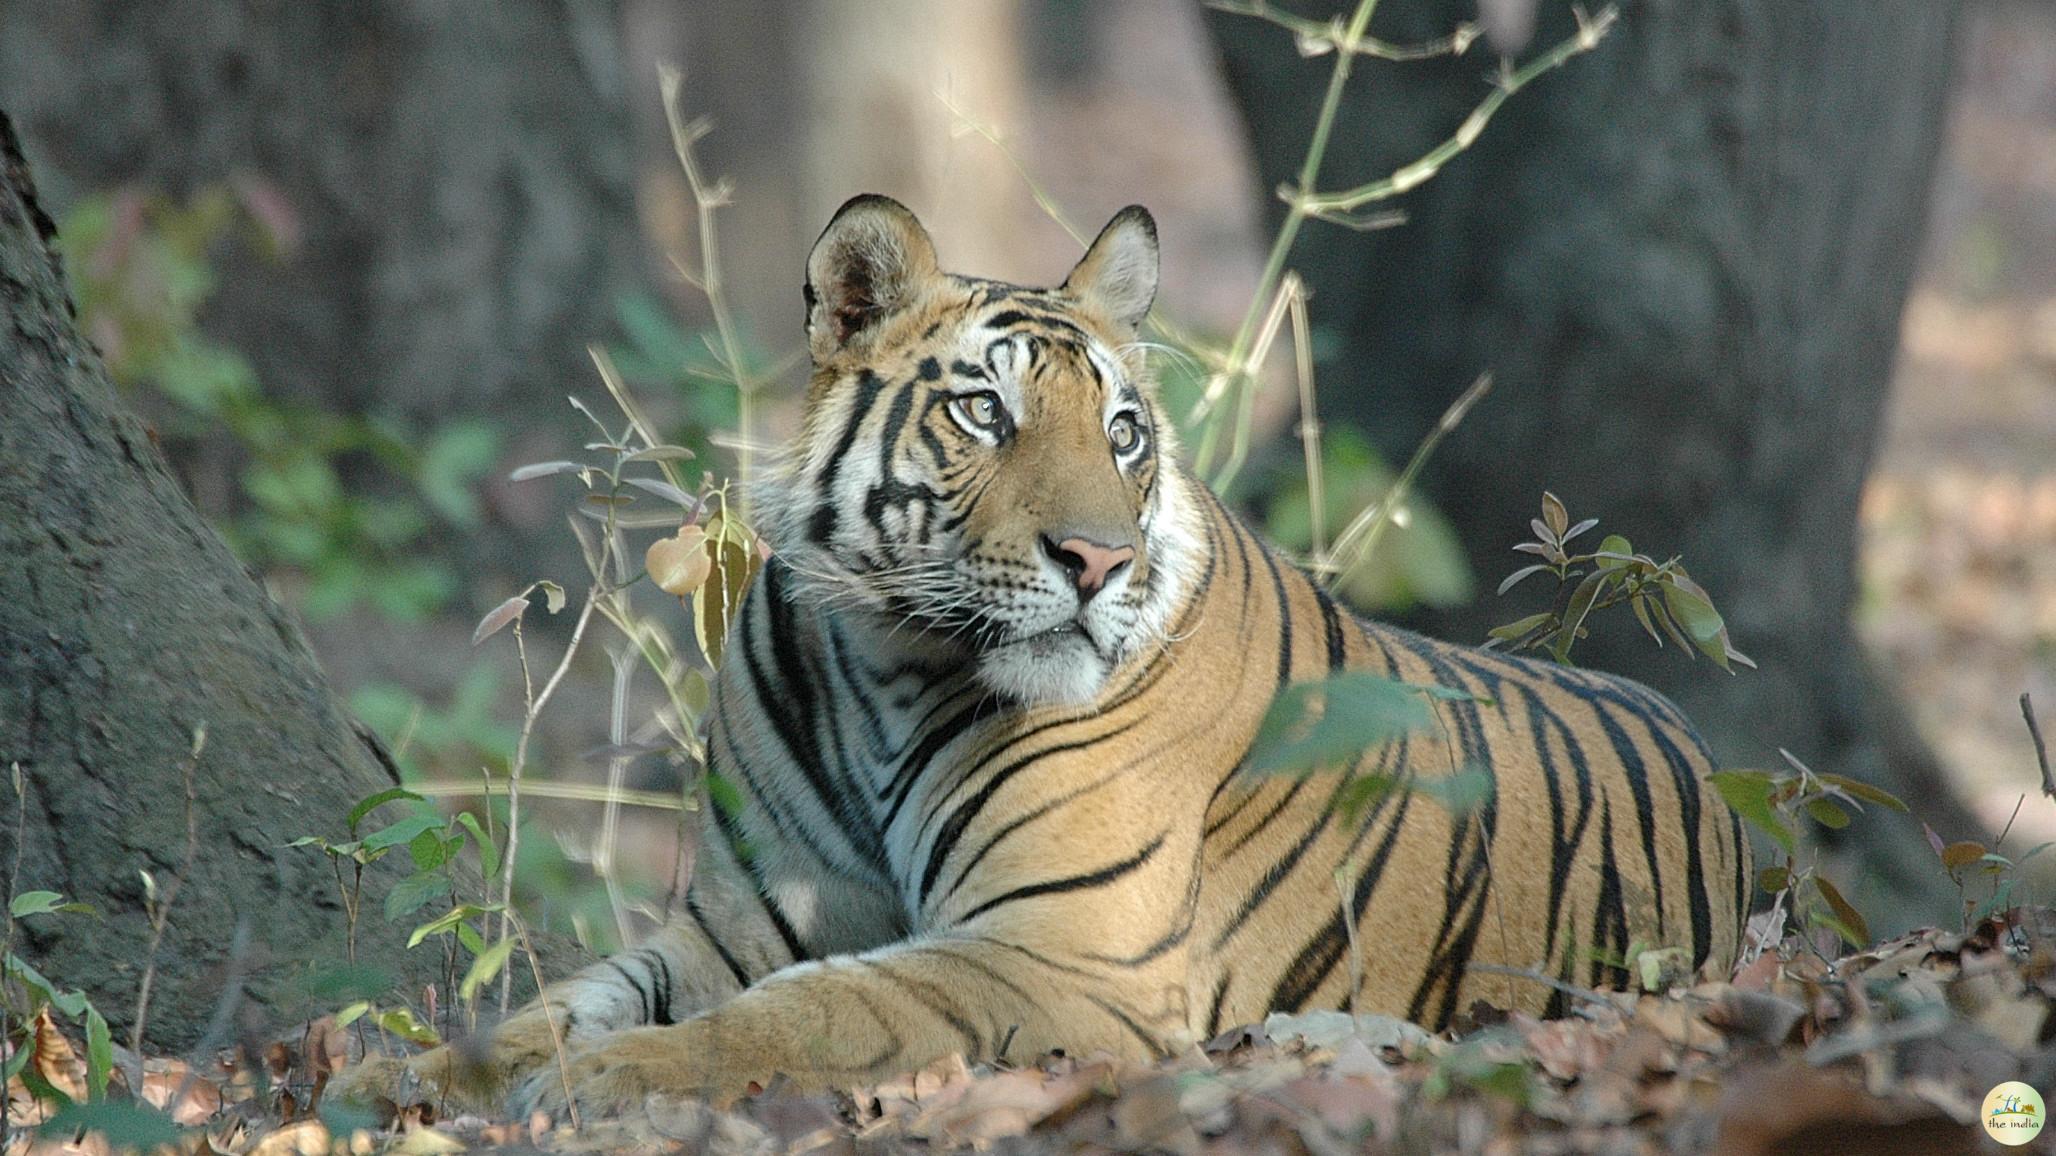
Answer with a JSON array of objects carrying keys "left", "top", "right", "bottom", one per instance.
[
  {"left": 1288, "top": 277, "right": 1325, "bottom": 558},
  {"left": 1466, "top": 963, "right": 1613, "bottom": 1010},
  {"left": 509, "top": 913, "right": 580, "bottom": 1132},
  {"left": 2024, "top": 692, "right": 2052, "bottom": 799},
  {"left": 660, "top": 67, "right": 757, "bottom": 509},
  {"left": 1300, "top": 6, "right": 1620, "bottom": 218},
  {"left": 132, "top": 724, "right": 205, "bottom": 1054},
  {"left": 1322, "top": 372, "right": 1493, "bottom": 586},
  {"left": 1193, "top": 0, "right": 1379, "bottom": 489},
  {"left": 500, "top": 589, "right": 603, "bottom": 1011},
  {"left": 412, "top": 780, "right": 685, "bottom": 810},
  {"left": 597, "top": 645, "right": 637, "bottom": 949}
]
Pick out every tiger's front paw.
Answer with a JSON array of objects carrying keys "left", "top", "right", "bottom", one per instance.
[
  {"left": 509, "top": 1026, "right": 714, "bottom": 1123},
  {"left": 329, "top": 1046, "right": 480, "bottom": 1115}
]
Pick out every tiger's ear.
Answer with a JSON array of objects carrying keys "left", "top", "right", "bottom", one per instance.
[
  {"left": 805, "top": 194, "right": 939, "bottom": 359},
  {"left": 1062, "top": 205, "right": 1158, "bottom": 335}
]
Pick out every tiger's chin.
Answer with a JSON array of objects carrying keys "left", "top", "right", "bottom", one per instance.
[{"left": 977, "top": 626, "right": 1113, "bottom": 708}]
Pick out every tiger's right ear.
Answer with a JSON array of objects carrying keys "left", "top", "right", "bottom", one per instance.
[{"left": 804, "top": 195, "right": 939, "bottom": 360}]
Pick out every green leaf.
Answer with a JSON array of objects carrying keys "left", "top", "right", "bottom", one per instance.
[
  {"left": 372, "top": 1007, "right": 441, "bottom": 1046},
  {"left": 1707, "top": 770, "right": 1794, "bottom": 853},
  {"left": 335, "top": 1001, "right": 372, "bottom": 1029},
  {"left": 384, "top": 872, "right": 453, "bottom": 923},
  {"left": 456, "top": 811, "right": 500, "bottom": 877},
  {"left": 1815, "top": 774, "right": 1909, "bottom": 813},
  {"left": 1495, "top": 564, "right": 1552, "bottom": 597},
  {"left": 360, "top": 812, "right": 444, "bottom": 853},
  {"left": 1803, "top": 798, "right": 1851, "bottom": 830},
  {"left": 10, "top": 890, "right": 65, "bottom": 918},
  {"left": 1661, "top": 575, "right": 1736, "bottom": 671},
  {"left": 38, "top": 1100, "right": 183, "bottom": 1151},
  {"left": 1245, "top": 673, "right": 1440, "bottom": 777},
  {"left": 1486, "top": 612, "right": 1553, "bottom": 643},
  {"left": 348, "top": 788, "right": 427, "bottom": 836},
  {"left": 1630, "top": 594, "right": 1664, "bottom": 646},
  {"left": 1756, "top": 865, "right": 1790, "bottom": 893},
  {"left": 85, "top": 1004, "right": 112, "bottom": 1101},
  {"left": 408, "top": 903, "right": 502, "bottom": 948},
  {"left": 1811, "top": 875, "right": 1869, "bottom": 947},
  {"left": 459, "top": 938, "right": 518, "bottom": 1004},
  {"left": 1594, "top": 534, "right": 1634, "bottom": 568},
  {"left": 409, "top": 827, "right": 453, "bottom": 873}
]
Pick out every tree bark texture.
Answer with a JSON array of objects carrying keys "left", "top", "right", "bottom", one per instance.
[
  {"left": 0, "top": 0, "right": 648, "bottom": 655},
  {"left": 1210, "top": 0, "right": 1972, "bottom": 925},
  {"left": 0, "top": 112, "right": 506, "bottom": 1050}
]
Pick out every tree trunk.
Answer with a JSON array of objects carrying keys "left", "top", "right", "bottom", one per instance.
[
  {"left": 0, "top": 0, "right": 647, "bottom": 688},
  {"left": 0, "top": 112, "right": 511, "bottom": 1050},
  {"left": 1210, "top": 0, "right": 1972, "bottom": 927}
]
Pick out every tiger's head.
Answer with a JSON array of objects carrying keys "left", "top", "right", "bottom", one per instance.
[{"left": 762, "top": 195, "right": 1203, "bottom": 708}]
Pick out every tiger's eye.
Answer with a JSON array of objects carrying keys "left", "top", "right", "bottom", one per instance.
[
  {"left": 951, "top": 391, "right": 1005, "bottom": 433},
  {"left": 1109, "top": 413, "right": 1141, "bottom": 452}
]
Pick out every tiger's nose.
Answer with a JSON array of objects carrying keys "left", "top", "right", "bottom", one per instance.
[{"left": 1042, "top": 535, "right": 1136, "bottom": 600}]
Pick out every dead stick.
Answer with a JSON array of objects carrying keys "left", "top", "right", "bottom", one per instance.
[{"left": 2025, "top": 693, "right": 2052, "bottom": 799}]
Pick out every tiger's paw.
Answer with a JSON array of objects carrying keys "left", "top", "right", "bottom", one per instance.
[
  {"left": 328, "top": 1046, "right": 484, "bottom": 1116},
  {"left": 328, "top": 1008, "right": 568, "bottom": 1116},
  {"left": 508, "top": 1026, "right": 714, "bottom": 1123}
]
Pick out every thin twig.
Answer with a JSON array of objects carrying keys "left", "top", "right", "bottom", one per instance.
[
  {"left": 1466, "top": 962, "right": 1615, "bottom": 1010},
  {"left": 1299, "top": 6, "right": 1620, "bottom": 219},
  {"left": 1208, "top": 1, "right": 1482, "bottom": 62},
  {"left": 510, "top": 913, "right": 581, "bottom": 1132},
  {"left": 1288, "top": 276, "right": 1325, "bottom": 558},
  {"left": 660, "top": 66, "right": 757, "bottom": 512},
  {"left": 1320, "top": 372, "right": 1493, "bottom": 585},
  {"left": 2024, "top": 693, "right": 2052, "bottom": 799},
  {"left": 500, "top": 589, "right": 603, "bottom": 1012},
  {"left": 1192, "top": 0, "right": 1380, "bottom": 489}
]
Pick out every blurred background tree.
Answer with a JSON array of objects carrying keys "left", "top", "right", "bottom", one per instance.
[
  {"left": 1210, "top": 0, "right": 1975, "bottom": 918},
  {"left": 1, "top": 0, "right": 2050, "bottom": 1006}
]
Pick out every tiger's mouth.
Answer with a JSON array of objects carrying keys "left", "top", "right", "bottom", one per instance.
[{"left": 995, "top": 619, "right": 1109, "bottom": 661}]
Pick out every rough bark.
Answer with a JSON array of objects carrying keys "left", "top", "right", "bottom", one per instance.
[
  {"left": 0, "top": 0, "right": 647, "bottom": 674},
  {"left": 1210, "top": 0, "right": 1972, "bottom": 926},
  {"left": 0, "top": 112, "right": 514, "bottom": 1050}
]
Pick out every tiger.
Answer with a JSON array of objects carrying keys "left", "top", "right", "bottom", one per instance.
[{"left": 345, "top": 195, "right": 1751, "bottom": 1118}]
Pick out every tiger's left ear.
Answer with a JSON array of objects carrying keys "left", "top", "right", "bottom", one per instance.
[{"left": 1062, "top": 205, "right": 1158, "bottom": 335}]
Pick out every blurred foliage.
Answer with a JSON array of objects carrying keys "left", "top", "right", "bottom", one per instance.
[
  {"left": 350, "top": 665, "right": 519, "bottom": 781},
  {"left": 1265, "top": 427, "right": 1474, "bottom": 611},
  {"left": 1158, "top": 346, "right": 1475, "bottom": 614},
  {"left": 57, "top": 184, "right": 497, "bottom": 622},
  {"left": 605, "top": 290, "right": 758, "bottom": 464}
]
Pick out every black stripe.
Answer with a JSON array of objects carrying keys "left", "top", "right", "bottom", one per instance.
[
  {"left": 1085, "top": 994, "right": 1170, "bottom": 1060},
  {"left": 954, "top": 833, "right": 1165, "bottom": 925},
  {"left": 1590, "top": 798, "right": 1631, "bottom": 990},
  {"left": 684, "top": 898, "right": 752, "bottom": 989},
  {"left": 863, "top": 960, "right": 981, "bottom": 1057},
  {"left": 1205, "top": 974, "right": 1232, "bottom": 1037},
  {"left": 604, "top": 959, "right": 650, "bottom": 1024},
  {"left": 918, "top": 720, "right": 1144, "bottom": 908},
  {"left": 808, "top": 369, "right": 890, "bottom": 542},
  {"left": 1586, "top": 698, "right": 1668, "bottom": 940}
]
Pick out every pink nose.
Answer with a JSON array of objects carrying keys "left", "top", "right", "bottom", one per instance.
[{"left": 1048, "top": 536, "right": 1136, "bottom": 597}]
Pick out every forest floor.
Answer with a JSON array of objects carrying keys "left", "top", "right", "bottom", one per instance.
[{"left": 10, "top": 909, "right": 2055, "bottom": 1155}]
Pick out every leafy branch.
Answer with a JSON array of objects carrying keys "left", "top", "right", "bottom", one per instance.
[{"left": 1486, "top": 492, "right": 1754, "bottom": 670}]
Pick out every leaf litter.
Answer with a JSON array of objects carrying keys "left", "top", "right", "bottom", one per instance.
[{"left": 14, "top": 910, "right": 2056, "bottom": 1154}]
